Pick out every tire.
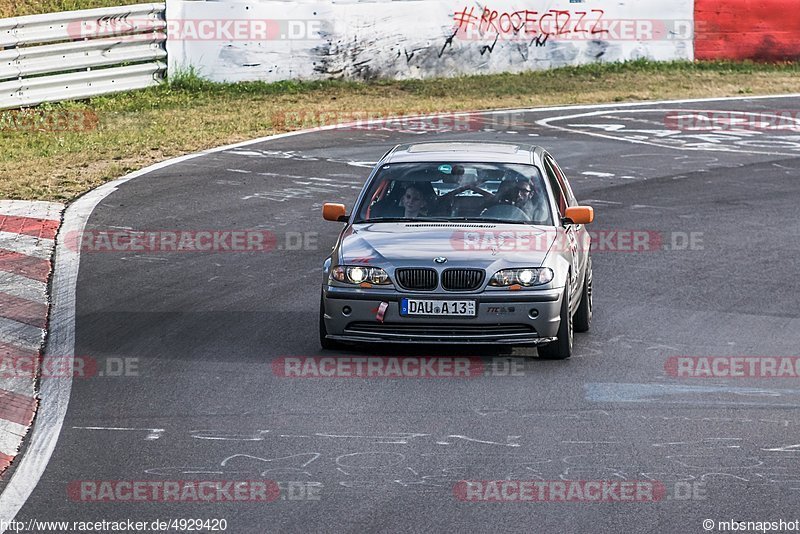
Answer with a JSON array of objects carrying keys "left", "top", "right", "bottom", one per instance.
[
  {"left": 538, "top": 285, "right": 573, "bottom": 360},
  {"left": 574, "top": 257, "right": 592, "bottom": 333},
  {"left": 319, "top": 292, "right": 342, "bottom": 350}
]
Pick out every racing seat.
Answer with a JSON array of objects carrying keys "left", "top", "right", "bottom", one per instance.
[
  {"left": 369, "top": 182, "right": 405, "bottom": 218},
  {"left": 370, "top": 199, "right": 403, "bottom": 218}
]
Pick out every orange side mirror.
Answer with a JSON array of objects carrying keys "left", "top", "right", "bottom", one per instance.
[
  {"left": 323, "top": 203, "right": 347, "bottom": 222},
  {"left": 564, "top": 206, "right": 594, "bottom": 225}
]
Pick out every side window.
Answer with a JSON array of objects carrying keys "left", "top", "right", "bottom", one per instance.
[
  {"left": 545, "top": 155, "right": 577, "bottom": 207},
  {"left": 543, "top": 158, "right": 567, "bottom": 217}
]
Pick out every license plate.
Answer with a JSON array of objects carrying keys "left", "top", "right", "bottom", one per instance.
[{"left": 400, "top": 299, "right": 476, "bottom": 317}]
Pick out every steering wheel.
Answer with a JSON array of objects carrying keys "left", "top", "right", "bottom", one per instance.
[{"left": 480, "top": 203, "right": 529, "bottom": 222}]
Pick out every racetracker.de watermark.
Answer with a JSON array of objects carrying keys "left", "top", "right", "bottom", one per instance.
[
  {"left": 270, "top": 110, "right": 528, "bottom": 133},
  {"left": 65, "top": 230, "right": 318, "bottom": 253},
  {"left": 449, "top": 230, "right": 703, "bottom": 253},
  {"left": 665, "top": 356, "right": 800, "bottom": 378},
  {"left": 67, "top": 480, "right": 279, "bottom": 502},
  {"left": 272, "top": 356, "right": 526, "bottom": 378},
  {"left": 453, "top": 480, "right": 706, "bottom": 502},
  {"left": 0, "top": 109, "right": 98, "bottom": 132},
  {"left": 274, "top": 481, "right": 323, "bottom": 501},
  {"left": 0, "top": 355, "right": 139, "bottom": 379},
  {"left": 67, "top": 18, "right": 323, "bottom": 41},
  {"left": 665, "top": 111, "right": 800, "bottom": 132}
]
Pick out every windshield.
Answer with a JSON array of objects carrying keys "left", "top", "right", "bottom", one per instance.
[{"left": 354, "top": 162, "right": 552, "bottom": 225}]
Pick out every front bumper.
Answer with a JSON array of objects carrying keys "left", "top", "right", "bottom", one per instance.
[{"left": 322, "top": 286, "right": 563, "bottom": 345}]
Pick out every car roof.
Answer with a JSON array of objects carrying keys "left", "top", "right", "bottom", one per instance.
[{"left": 384, "top": 141, "right": 543, "bottom": 165}]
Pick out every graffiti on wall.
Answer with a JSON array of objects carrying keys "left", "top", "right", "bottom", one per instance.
[
  {"left": 166, "top": 0, "right": 694, "bottom": 83},
  {"left": 452, "top": 7, "right": 610, "bottom": 39}
]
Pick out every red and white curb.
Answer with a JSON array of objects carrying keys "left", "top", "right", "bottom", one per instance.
[{"left": 0, "top": 201, "right": 63, "bottom": 478}]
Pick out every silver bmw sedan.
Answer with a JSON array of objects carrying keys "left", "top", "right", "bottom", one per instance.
[{"left": 320, "top": 141, "right": 594, "bottom": 359}]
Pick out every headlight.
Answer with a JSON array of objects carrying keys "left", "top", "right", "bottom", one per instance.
[
  {"left": 349, "top": 267, "right": 367, "bottom": 283},
  {"left": 332, "top": 266, "right": 392, "bottom": 285},
  {"left": 489, "top": 267, "right": 554, "bottom": 287}
]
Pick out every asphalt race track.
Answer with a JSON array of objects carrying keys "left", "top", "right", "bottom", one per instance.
[{"left": 7, "top": 96, "right": 800, "bottom": 533}]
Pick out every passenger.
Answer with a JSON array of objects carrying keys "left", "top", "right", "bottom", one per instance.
[{"left": 401, "top": 184, "right": 432, "bottom": 218}]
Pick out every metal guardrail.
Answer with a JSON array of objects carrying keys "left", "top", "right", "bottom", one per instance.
[{"left": 0, "top": 3, "right": 166, "bottom": 110}]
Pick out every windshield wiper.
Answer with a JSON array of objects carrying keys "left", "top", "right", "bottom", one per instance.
[
  {"left": 440, "top": 217, "right": 533, "bottom": 225},
  {"left": 357, "top": 217, "right": 536, "bottom": 225},
  {"left": 356, "top": 217, "right": 451, "bottom": 223}
]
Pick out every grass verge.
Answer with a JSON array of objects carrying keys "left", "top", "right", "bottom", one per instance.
[
  {"left": 3, "top": 59, "right": 800, "bottom": 202},
  {"left": 0, "top": 0, "right": 125, "bottom": 18}
]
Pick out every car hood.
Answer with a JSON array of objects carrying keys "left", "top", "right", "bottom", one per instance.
[{"left": 339, "top": 222, "right": 558, "bottom": 268}]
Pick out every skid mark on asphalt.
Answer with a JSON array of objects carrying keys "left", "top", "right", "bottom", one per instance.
[
  {"left": 242, "top": 181, "right": 364, "bottom": 202},
  {"left": 225, "top": 148, "right": 378, "bottom": 169},
  {"left": 191, "top": 150, "right": 371, "bottom": 202},
  {"left": 586, "top": 383, "right": 800, "bottom": 407},
  {"left": 60, "top": 423, "right": 800, "bottom": 496}
]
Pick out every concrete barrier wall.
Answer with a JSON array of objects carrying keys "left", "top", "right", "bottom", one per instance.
[
  {"left": 695, "top": 0, "right": 800, "bottom": 61},
  {"left": 166, "top": 0, "right": 694, "bottom": 83}
]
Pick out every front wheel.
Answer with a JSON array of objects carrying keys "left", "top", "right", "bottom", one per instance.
[
  {"left": 574, "top": 257, "right": 592, "bottom": 333},
  {"left": 538, "top": 285, "right": 573, "bottom": 360}
]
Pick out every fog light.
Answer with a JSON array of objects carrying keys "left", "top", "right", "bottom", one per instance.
[
  {"left": 528, "top": 308, "right": 539, "bottom": 319},
  {"left": 342, "top": 306, "right": 352, "bottom": 316}
]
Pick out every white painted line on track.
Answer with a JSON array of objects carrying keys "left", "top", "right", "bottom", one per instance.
[
  {"left": 72, "top": 426, "right": 165, "bottom": 440},
  {"left": 481, "top": 92, "right": 800, "bottom": 117},
  {"left": 3, "top": 92, "right": 800, "bottom": 529},
  {"left": 582, "top": 171, "right": 616, "bottom": 177},
  {"left": 537, "top": 108, "right": 800, "bottom": 157}
]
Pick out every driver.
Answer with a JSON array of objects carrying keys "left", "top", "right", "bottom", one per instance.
[{"left": 483, "top": 176, "right": 536, "bottom": 219}]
